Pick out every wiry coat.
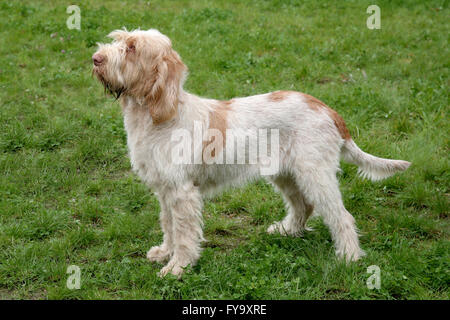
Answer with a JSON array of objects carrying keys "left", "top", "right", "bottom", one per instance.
[{"left": 93, "top": 29, "right": 411, "bottom": 277}]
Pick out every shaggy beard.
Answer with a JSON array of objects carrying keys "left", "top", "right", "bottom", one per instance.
[{"left": 93, "top": 69, "right": 126, "bottom": 100}]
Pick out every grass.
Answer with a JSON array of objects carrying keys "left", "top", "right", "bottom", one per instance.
[{"left": 0, "top": 0, "right": 448, "bottom": 299}]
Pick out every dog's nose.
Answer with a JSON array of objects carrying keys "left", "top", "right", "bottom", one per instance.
[{"left": 92, "top": 53, "right": 104, "bottom": 66}]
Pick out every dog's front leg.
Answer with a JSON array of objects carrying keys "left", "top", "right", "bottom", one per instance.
[
  {"left": 147, "top": 193, "right": 174, "bottom": 263},
  {"left": 158, "top": 183, "right": 204, "bottom": 277}
]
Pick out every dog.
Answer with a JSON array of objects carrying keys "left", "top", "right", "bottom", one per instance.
[{"left": 92, "top": 29, "right": 411, "bottom": 277}]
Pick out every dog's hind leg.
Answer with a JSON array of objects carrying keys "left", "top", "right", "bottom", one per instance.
[
  {"left": 293, "top": 166, "right": 365, "bottom": 262},
  {"left": 267, "top": 174, "right": 314, "bottom": 237}
]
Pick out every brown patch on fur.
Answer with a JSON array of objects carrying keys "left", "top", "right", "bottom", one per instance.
[
  {"left": 268, "top": 90, "right": 295, "bottom": 102},
  {"left": 203, "top": 100, "right": 231, "bottom": 160},
  {"left": 211, "top": 100, "right": 231, "bottom": 139},
  {"left": 221, "top": 99, "right": 234, "bottom": 106},
  {"left": 125, "top": 37, "right": 136, "bottom": 53},
  {"left": 301, "top": 93, "right": 351, "bottom": 140},
  {"left": 136, "top": 50, "right": 186, "bottom": 124},
  {"left": 325, "top": 107, "right": 351, "bottom": 140},
  {"left": 266, "top": 90, "right": 350, "bottom": 139},
  {"left": 148, "top": 50, "right": 186, "bottom": 124},
  {"left": 301, "top": 93, "right": 325, "bottom": 111}
]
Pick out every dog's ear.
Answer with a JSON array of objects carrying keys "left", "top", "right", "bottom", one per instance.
[
  {"left": 146, "top": 50, "right": 186, "bottom": 124},
  {"left": 107, "top": 29, "right": 128, "bottom": 41}
]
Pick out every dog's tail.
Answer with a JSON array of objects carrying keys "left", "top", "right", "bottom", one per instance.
[{"left": 341, "top": 139, "right": 411, "bottom": 181}]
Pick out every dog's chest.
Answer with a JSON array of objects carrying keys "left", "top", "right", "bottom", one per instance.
[{"left": 122, "top": 106, "right": 170, "bottom": 185}]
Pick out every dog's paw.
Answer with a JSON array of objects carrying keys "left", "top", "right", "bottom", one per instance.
[
  {"left": 267, "top": 222, "right": 284, "bottom": 235},
  {"left": 146, "top": 245, "right": 171, "bottom": 263},
  {"left": 158, "top": 263, "right": 184, "bottom": 278},
  {"left": 336, "top": 246, "right": 366, "bottom": 263},
  {"left": 267, "top": 222, "right": 308, "bottom": 237}
]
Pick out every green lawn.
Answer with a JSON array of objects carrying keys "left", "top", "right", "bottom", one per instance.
[{"left": 0, "top": 0, "right": 448, "bottom": 299}]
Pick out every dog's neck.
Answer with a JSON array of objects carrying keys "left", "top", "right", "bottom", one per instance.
[
  {"left": 120, "top": 89, "right": 207, "bottom": 132},
  {"left": 120, "top": 95, "right": 153, "bottom": 137}
]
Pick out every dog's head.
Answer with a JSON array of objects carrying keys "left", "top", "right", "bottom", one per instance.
[{"left": 92, "top": 29, "right": 187, "bottom": 124}]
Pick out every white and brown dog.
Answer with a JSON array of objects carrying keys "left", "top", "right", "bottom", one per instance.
[{"left": 92, "top": 29, "right": 411, "bottom": 277}]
